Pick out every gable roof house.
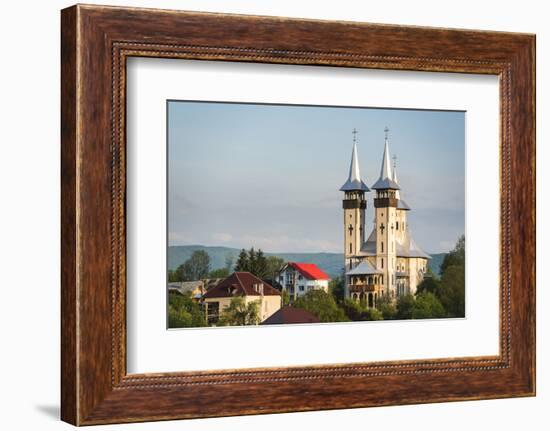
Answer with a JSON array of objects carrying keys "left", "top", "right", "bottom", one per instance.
[
  {"left": 277, "top": 262, "right": 331, "bottom": 302},
  {"left": 201, "top": 272, "right": 281, "bottom": 325}
]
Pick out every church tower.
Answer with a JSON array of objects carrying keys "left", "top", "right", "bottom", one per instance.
[
  {"left": 340, "top": 129, "right": 370, "bottom": 289},
  {"left": 371, "top": 128, "right": 400, "bottom": 298}
]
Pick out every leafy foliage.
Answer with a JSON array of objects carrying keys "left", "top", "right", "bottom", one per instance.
[
  {"left": 418, "top": 235, "right": 465, "bottom": 318},
  {"left": 342, "top": 299, "right": 382, "bottom": 321},
  {"left": 412, "top": 292, "right": 446, "bottom": 319},
  {"left": 174, "top": 250, "right": 211, "bottom": 281},
  {"left": 415, "top": 269, "right": 441, "bottom": 296},
  {"left": 167, "top": 269, "right": 179, "bottom": 282},
  {"left": 281, "top": 289, "right": 291, "bottom": 306},
  {"left": 440, "top": 235, "right": 465, "bottom": 274},
  {"left": 294, "top": 290, "right": 349, "bottom": 322},
  {"left": 376, "top": 293, "right": 397, "bottom": 320},
  {"left": 328, "top": 275, "right": 345, "bottom": 303},
  {"left": 209, "top": 267, "right": 231, "bottom": 279},
  {"left": 234, "top": 249, "right": 250, "bottom": 272},
  {"left": 233, "top": 247, "right": 275, "bottom": 280},
  {"left": 265, "top": 256, "right": 286, "bottom": 281},
  {"left": 395, "top": 294, "right": 415, "bottom": 320},
  {"left": 217, "top": 297, "right": 261, "bottom": 326},
  {"left": 167, "top": 292, "right": 206, "bottom": 328},
  {"left": 439, "top": 265, "right": 465, "bottom": 317}
]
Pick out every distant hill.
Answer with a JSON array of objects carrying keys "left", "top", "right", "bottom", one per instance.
[{"left": 169, "top": 245, "right": 447, "bottom": 278}]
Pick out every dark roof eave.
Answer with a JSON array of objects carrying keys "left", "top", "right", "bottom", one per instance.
[
  {"left": 340, "top": 179, "right": 370, "bottom": 192},
  {"left": 371, "top": 177, "right": 401, "bottom": 190}
]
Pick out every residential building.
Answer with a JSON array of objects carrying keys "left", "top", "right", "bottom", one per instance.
[
  {"left": 277, "top": 262, "right": 330, "bottom": 302},
  {"left": 201, "top": 272, "right": 281, "bottom": 325}
]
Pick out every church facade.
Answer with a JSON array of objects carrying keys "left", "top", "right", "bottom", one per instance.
[{"left": 341, "top": 129, "right": 430, "bottom": 308}]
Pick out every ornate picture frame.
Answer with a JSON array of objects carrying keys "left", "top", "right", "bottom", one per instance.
[{"left": 61, "top": 4, "right": 535, "bottom": 425}]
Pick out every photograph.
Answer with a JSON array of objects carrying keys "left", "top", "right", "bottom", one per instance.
[{"left": 166, "top": 101, "right": 466, "bottom": 328}]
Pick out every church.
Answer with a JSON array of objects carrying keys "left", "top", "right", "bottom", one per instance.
[{"left": 340, "top": 128, "right": 430, "bottom": 308}]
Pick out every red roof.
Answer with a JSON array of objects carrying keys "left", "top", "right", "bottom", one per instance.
[
  {"left": 202, "top": 272, "right": 281, "bottom": 299},
  {"left": 261, "top": 306, "right": 320, "bottom": 325},
  {"left": 289, "top": 262, "right": 330, "bottom": 280}
]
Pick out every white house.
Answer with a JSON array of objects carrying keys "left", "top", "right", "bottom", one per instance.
[{"left": 277, "top": 262, "right": 330, "bottom": 302}]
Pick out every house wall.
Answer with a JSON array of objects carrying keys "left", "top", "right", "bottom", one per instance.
[
  {"left": 203, "top": 294, "right": 281, "bottom": 324},
  {"left": 278, "top": 267, "right": 329, "bottom": 300}
]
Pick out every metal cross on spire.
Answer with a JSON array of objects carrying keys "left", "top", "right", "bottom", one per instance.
[
  {"left": 352, "top": 128, "right": 358, "bottom": 143},
  {"left": 393, "top": 154, "right": 397, "bottom": 169},
  {"left": 384, "top": 126, "right": 390, "bottom": 140}
]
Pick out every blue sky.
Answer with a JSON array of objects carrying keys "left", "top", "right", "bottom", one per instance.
[{"left": 168, "top": 101, "right": 465, "bottom": 254}]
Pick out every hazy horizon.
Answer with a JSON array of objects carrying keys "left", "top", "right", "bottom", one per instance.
[{"left": 168, "top": 101, "right": 465, "bottom": 254}]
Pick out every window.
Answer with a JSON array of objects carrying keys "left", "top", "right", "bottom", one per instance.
[
  {"left": 299, "top": 286, "right": 305, "bottom": 292},
  {"left": 381, "top": 258, "right": 384, "bottom": 269},
  {"left": 349, "top": 243, "right": 352, "bottom": 253},
  {"left": 396, "top": 221, "right": 399, "bottom": 230},
  {"left": 381, "top": 241, "right": 384, "bottom": 252}
]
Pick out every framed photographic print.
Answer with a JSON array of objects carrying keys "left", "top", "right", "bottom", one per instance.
[{"left": 61, "top": 4, "right": 535, "bottom": 425}]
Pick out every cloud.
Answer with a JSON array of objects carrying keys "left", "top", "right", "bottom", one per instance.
[{"left": 212, "top": 232, "right": 233, "bottom": 243}]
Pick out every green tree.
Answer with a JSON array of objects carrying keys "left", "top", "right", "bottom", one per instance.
[
  {"left": 167, "top": 269, "right": 180, "bottom": 282},
  {"left": 439, "top": 265, "right": 465, "bottom": 317},
  {"left": 281, "top": 289, "right": 291, "bottom": 306},
  {"left": 167, "top": 292, "right": 206, "bottom": 328},
  {"left": 396, "top": 294, "right": 415, "bottom": 320},
  {"left": 342, "top": 299, "right": 383, "bottom": 321},
  {"left": 440, "top": 235, "right": 465, "bottom": 274},
  {"left": 328, "top": 275, "right": 345, "bottom": 303},
  {"left": 412, "top": 292, "right": 446, "bottom": 319},
  {"left": 435, "top": 235, "right": 466, "bottom": 318},
  {"left": 294, "top": 290, "right": 349, "bottom": 322},
  {"left": 209, "top": 267, "right": 230, "bottom": 279},
  {"left": 175, "top": 250, "right": 211, "bottom": 281},
  {"left": 217, "top": 297, "right": 260, "bottom": 326},
  {"left": 376, "top": 293, "right": 397, "bottom": 320},
  {"left": 234, "top": 248, "right": 250, "bottom": 272},
  {"left": 265, "top": 256, "right": 285, "bottom": 281},
  {"left": 416, "top": 269, "right": 441, "bottom": 296},
  {"left": 253, "top": 249, "right": 269, "bottom": 279}
]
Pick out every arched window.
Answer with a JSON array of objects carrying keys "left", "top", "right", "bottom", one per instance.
[
  {"left": 396, "top": 221, "right": 399, "bottom": 230},
  {"left": 349, "top": 243, "right": 352, "bottom": 253},
  {"left": 381, "top": 241, "right": 384, "bottom": 252},
  {"left": 381, "top": 258, "right": 384, "bottom": 269}
]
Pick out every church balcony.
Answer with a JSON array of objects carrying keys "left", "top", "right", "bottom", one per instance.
[{"left": 349, "top": 283, "right": 378, "bottom": 293}]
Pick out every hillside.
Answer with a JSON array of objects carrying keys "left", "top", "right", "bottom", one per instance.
[{"left": 169, "top": 245, "right": 447, "bottom": 278}]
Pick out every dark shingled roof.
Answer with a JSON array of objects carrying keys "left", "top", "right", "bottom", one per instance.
[
  {"left": 202, "top": 272, "right": 281, "bottom": 299},
  {"left": 261, "top": 306, "right": 320, "bottom": 325}
]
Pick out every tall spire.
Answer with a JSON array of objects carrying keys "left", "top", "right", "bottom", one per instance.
[
  {"left": 372, "top": 127, "right": 400, "bottom": 190},
  {"left": 340, "top": 129, "right": 369, "bottom": 192},
  {"left": 392, "top": 155, "right": 398, "bottom": 183}
]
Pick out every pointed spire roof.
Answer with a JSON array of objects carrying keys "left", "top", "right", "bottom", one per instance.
[
  {"left": 392, "top": 154, "right": 411, "bottom": 210},
  {"left": 340, "top": 129, "right": 370, "bottom": 192},
  {"left": 392, "top": 155, "right": 399, "bottom": 183},
  {"left": 372, "top": 128, "right": 400, "bottom": 190}
]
